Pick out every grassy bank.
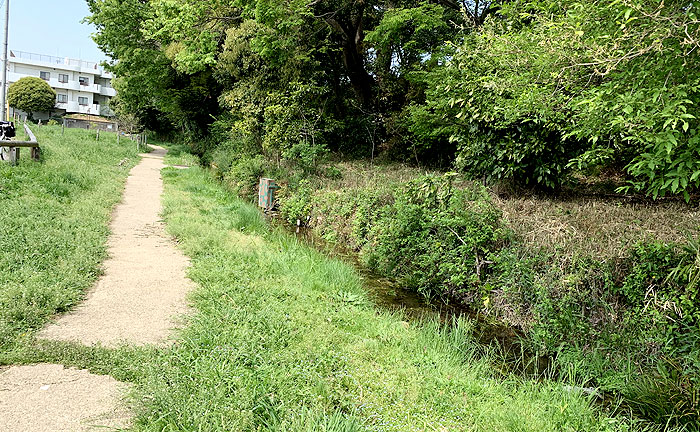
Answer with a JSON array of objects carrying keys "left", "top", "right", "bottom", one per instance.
[
  {"left": 125, "top": 164, "right": 637, "bottom": 431},
  {"left": 0, "top": 125, "right": 139, "bottom": 355},
  {"left": 215, "top": 157, "right": 700, "bottom": 428}
]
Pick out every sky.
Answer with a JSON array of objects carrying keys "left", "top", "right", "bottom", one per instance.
[{"left": 7, "top": 0, "right": 106, "bottom": 63}]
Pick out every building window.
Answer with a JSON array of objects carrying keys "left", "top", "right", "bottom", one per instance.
[
  {"left": 79, "top": 76, "right": 89, "bottom": 86},
  {"left": 58, "top": 74, "right": 69, "bottom": 83},
  {"left": 40, "top": 71, "right": 50, "bottom": 81},
  {"left": 78, "top": 97, "right": 88, "bottom": 106},
  {"left": 57, "top": 94, "right": 68, "bottom": 103}
]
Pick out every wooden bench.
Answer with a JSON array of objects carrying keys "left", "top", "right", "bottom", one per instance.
[{"left": 0, "top": 124, "right": 40, "bottom": 164}]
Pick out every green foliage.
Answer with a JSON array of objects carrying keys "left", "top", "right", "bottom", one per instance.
[
  {"left": 620, "top": 242, "right": 681, "bottom": 305},
  {"left": 279, "top": 179, "right": 313, "bottom": 224},
  {"left": 270, "top": 163, "right": 700, "bottom": 429},
  {"left": 667, "top": 236, "right": 700, "bottom": 309},
  {"left": 278, "top": 173, "right": 509, "bottom": 302},
  {"left": 261, "top": 84, "right": 334, "bottom": 173},
  {"left": 223, "top": 155, "right": 267, "bottom": 200},
  {"left": 621, "top": 239, "right": 700, "bottom": 329},
  {"left": 87, "top": 0, "right": 222, "bottom": 136},
  {"left": 366, "top": 175, "right": 509, "bottom": 300},
  {"left": 408, "top": 0, "right": 700, "bottom": 195},
  {"left": 7, "top": 77, "right": 56, "bottom": 119},
  {"left": 623, "top": 359, "right": 700, "bottom": 428},
  {"left": 91, "top": 0, "right": 700, "bottom": 197},
  {"left": 324, "top": 165, "right": 342, "bottom": 180}
]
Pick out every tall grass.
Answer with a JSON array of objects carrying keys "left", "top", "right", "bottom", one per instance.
[
  {"left": 0, "top": 125, "right": 139, "bottom": 355},
  {"left": 137, "top": 165, "right": 638, "bottom": 431}
]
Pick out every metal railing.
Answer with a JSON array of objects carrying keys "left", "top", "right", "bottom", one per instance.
[{"left": 10, "top": 50, "right": 100, "bottom": 70}]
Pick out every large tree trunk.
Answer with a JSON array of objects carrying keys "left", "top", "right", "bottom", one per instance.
[
  {"left": 324, "top": 7, "right": 375, "bottom": 108},
  {"left": 341, "top": 36, "right": 374, "bottom": 107}
]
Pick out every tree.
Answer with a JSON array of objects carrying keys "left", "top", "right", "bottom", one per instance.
[{"left": 7, "top": 77, "right": 56, "bottom": 121}]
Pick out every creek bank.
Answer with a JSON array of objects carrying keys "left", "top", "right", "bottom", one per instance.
[
  {"left": 147, "top": 164, "right": 626, "bottom": 431},
  {"left": 265, "top": 165, "right": 700, "bottom": 429},
  {"left": 192, "top": 149, "right": 699, "bottom": 428},
  {"left": 276, "top": 220, "right": 553, "bottom": 378}
]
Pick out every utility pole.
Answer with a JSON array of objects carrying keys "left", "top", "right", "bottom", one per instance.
[
  {"left": 0, "top": 0, "right": 9, "bottom": 121},
  {"left": 0, "top": 0, "right": 9, "bottom": 163}
]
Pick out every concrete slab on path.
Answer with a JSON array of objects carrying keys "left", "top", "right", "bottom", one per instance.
[
  {"left": 0, "top": 364, "right": 131, "bottom": 432},
  {"left": 40, "top": 145, "right": 194, "bottom": 347}
]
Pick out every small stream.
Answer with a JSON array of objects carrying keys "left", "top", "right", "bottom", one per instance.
[{"left": 277, "top": 220, "right": 553, "bottom": 378}]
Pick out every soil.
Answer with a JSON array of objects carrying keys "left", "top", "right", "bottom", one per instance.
[
  {"left": 0, "top": 364, "right": 131, "bottom": 432},
  {"left": 40, "top": 146, "right": 193, "bottom": 347}
]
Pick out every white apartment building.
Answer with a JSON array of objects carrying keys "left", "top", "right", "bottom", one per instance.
[{"left": 7, "top": 50, "right": 116, "bottom": 119}]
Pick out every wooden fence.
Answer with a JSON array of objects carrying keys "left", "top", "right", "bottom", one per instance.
[{"left": 0, "top": 123, "right": 40, "bottom": 165}]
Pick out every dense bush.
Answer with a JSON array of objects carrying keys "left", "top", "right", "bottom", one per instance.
[
  {"left": 277, "top": 173, "right": 509, "bottom": 301},
  {"left": 364, "top": 176, "right": 509, "bottom": 301},
  {"left": 223, "top": 155, "right": 267, "bottom": 200},
  {"left": 409, "top": 0, "right": 700, "bottom": 196}
]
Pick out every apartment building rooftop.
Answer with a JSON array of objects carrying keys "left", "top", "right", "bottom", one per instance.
[{"left": 10, "top": 50, "right": 113, "bottom": 78}]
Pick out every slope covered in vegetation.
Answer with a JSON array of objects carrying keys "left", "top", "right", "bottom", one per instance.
[
  {"left": 261, "top": 161, "right": 700, "bottom": 428},
  {"left": 146, "top": 165, "right": 630, "bottom": 431}
]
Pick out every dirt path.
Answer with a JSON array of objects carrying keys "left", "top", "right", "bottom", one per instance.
[
  {"left": 41, "top": 145, "right": 193, "bottom": 346},
  {"left": 1, "top": 147, "right": 193, "bottom": 431},
  {"left": 0, "top": 364, "right": 131, "bottom": 431}
]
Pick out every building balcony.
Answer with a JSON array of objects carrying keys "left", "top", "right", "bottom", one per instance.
[
  {"left": 10, "top": 50, "right": 104, "bottom": 75},
  {"left": 53, "top": 79, "right": 82, "bottom": 92},
  {"left": 99, "top": 86, "right": 116, "bottom": 97},
  {"left": 7, "top": 72, "right": 111, "bottom": 96},
  {"left": 56, "top": 101, "right": 79, "bottom": 112},
  {"left": 58, "top": 81, "right": 101, "bottom": 93}
]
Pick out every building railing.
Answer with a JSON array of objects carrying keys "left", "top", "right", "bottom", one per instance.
[{"left": 10, "top": 50, "right": 101, "bottom": 71}]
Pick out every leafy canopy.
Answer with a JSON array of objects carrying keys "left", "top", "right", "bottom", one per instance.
[
  {"left": 8, "top": 77, "right": 56, "bottom": 117},
  {"left": 88, "top": 0, "right": 700, "bottom": 199}
]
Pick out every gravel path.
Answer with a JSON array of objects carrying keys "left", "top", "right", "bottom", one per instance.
[{"left": 40, "top": 145, "right": 193, "bottom": 347}]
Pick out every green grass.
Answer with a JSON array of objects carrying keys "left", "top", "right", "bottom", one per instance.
[
  {"left": 0, "top": 132, "right": 652, "bottom": 430},
  {"left": 130, "top": 165, "right": 637, "bottom": 431},
  {"left": 0, "top": 125, "right": 139, "bottom": 355},
  {"left": 160, "top": 141, "right": 201, "bottom": 167}
]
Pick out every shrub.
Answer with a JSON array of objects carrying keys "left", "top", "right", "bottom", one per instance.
[
  {"left": 363, "top": 174, "right": 510, "bottom": 301},
  {"left": 223, "top": 155, "right": 267, "bottom": 201},
  {"left": 279, "top": 179, "right": 313, "bottom": 225},
  {"left": 8, "top": 77, "right": 56, "bottom": 121}
]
